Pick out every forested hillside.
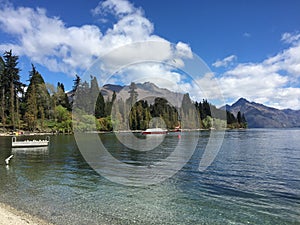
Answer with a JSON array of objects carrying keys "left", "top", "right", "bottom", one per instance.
[{"left": 0, "top": 50, "right": 246, "bottom": 133}]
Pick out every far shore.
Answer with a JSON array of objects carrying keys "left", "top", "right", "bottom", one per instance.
[
  {"left": 0, "top": 202, "right": 52, "bottom": 225},
  {"left": 0, "top": 127, "right": 239, "bottom": 137},
  {"left": 0, "top": 132, "right": 55, "bottom": 137}
]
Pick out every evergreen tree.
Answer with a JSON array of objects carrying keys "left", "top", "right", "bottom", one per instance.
[
  {"left": 226, "top": 111, "right": 237, "bottom": 124},
  {"left": 25, "top": 64, "right": 50, "bottom": 120},
  {"left": 75, "top": 80, "right": 90, "bottom": 113},
  {"left": 237, "top": 111, "right": 242, "bottom": 124},
  {"left": 55, "top": 82, "right": 71, "bottom": 111},
  {"left": 105, "top": 91, "right": 117, "bottom": 116},
  {"left": 182, "top": 93, "right": 192, "bottom": 115},
  {"left": 241, "top": 113, "right": 247, "bottom": 123},
  {"left": 72, "top": 74, "right": 81, "bottom": 93},
  {"left": 202, "top": 99, "right": 211, "bottom": 118},
  {"left": 24, "top": 84, "right": 38, "bottom": 131},
  {"left": 149, "top": 97, "right": 179, "bottom": 129},
  {"left": 0, "top": 56, "right": 5, "bottom": 126},
  {"left": 70, "top": 74, "right": 81, "bottom": 108},
  {"left": 90, "top": 76, "right": 100, "bottom": 115},
  {"left": 127, "top": 82, "right": 138, "bottom": 108},
  {"left": 95, "top": 92, "right": 106, "bottom": 118},
  {"left": 2, "top": 50, "right": 23, "bottom": 129},
  {"left": 181, "top": 94, "right": 198, "bottom": 129}
]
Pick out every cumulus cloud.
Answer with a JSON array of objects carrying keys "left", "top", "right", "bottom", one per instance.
[
  {"left": 1, "top": 0, "right": 300, "bottom": 109},
  {"left": 212, "top": 33, "right": 300, "bottom": 109},
  {"left": 212, "top": 55, "right": 237, "bottom": 68},
  {"left": 0, "top": 0, "right": 192, "bottom": 77},
  {"left": 110, "top": 63, "right": 182, "bottom": 91},
  {"left": 0, "top": 5, "right": 104, "bottom": 74}
]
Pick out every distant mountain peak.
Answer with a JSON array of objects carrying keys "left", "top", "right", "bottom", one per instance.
[
  {"left": 233, "top": 98, "right": 250, "bottom": 106},
  {"left": 225, "top": 97, "right": 300, "bottom": 128},
  {"left": 101, "top": 81, "right": 183, "bottom": 107}
]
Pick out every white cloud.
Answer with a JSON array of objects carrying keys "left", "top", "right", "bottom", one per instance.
[
  {"left": 0, "top": 5, "right": 105, "bottom": 74},
  {"left": 212, "top": 55, "right": 237, "bottom": 68},
  {"left": 281, "top": 32, "right": 300, "bottom": 44},
  {"left": 110, "top": 63, "right": 182, "bottom": 91},
  {"left": 1, "top": 1, "right": 300, "bottom": 110},
  {"left": 0, "top": 0, "right": 191, "bottom": 77},
  {"left": 92, "top": 0, "right": 141, "bottom": 17},
  {"left": 211, "top": 33, "right": 300, "bottom": 109}
]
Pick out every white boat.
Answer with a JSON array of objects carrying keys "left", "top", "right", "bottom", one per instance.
[
  {"left": 141, "top": 128, "right": 168, "bottom": 135},
  {"left": 12, "top": 136, "right": 50, "bottom": 147}
]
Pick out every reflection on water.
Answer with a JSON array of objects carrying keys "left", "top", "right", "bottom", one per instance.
[
  {"left": 0, "top": 130, "right": 299, "bottom": 224},
  {"left": 12, "top": 146, "right": 49, "bottom": 155}
]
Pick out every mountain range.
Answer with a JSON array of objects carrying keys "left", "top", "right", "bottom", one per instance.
[
  {"left": 222, "top": 98, "right": 300, "bottom": 128},
  {"left": 101, "top": 82, "right": 300, "bottom": 128},
  {"left": 101, "top": 82, "right": 183, "bottom": 107}
]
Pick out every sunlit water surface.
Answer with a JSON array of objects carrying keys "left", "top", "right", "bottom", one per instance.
[{"left": 0, "top": 129, "right": 299, "bottom": 224}]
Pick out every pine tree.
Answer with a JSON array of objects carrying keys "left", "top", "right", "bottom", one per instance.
[
  {"left": 70, "top": 74, "right": 81, "bottom": 108},
  {"left": 226, "top": 111, "right": 237, "bottom": 124},
  {"left": 75, "top": 80, "right": 90, "bottom": 113},
  {"left": 0, "top": 56, "right": 5, "bottom": 126},
  {"left": 55, "top": 82, "right": 71, "bottom": 111},
  {"left": 25, "top": 64, "right": 50, "bottom": 120},
  {"left": 127, "top": 82, "right": 138, "bottom": 108},
  {"left": 95, "top": 92, "right": 106, "bottom": 118},
  {"left": 2, "top": 50, "right": 23, "bottom": 129},
  {"left": 237, "top": 111, "right": 242, "bottom": 124},
  {"left": 72, "top": 74, "right": 81, "bottom": 93},
  {"left": 90, "top": 76, "right": 100, "bottom": 115},
  {"left": 24, "top": 84, "right": 38, "bottom": 131},
  {"left": 105, "top": 91, "right": 116, "bottom": 116}
]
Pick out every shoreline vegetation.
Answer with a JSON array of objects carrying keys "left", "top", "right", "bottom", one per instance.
[
  {"left": 0, "top": 202, "right": 52, "bottom": 225},
  {"left": 0, "top": 127, "right": 247, "bottom": 137},
  {"left": 0, "top": 50, "right": 247, "bottom": 135}
]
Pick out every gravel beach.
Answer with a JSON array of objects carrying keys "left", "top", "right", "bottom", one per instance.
[{"left": 0, "top": 202, "right": 52, "bottom": 225}]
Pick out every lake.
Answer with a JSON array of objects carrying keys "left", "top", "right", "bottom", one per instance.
[{"left": 0, "top": 129, "right": 299, "bottom": 224}]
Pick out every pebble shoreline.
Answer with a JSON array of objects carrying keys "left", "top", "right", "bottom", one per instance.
[{"left": 0, "top": 202, "right": 52, "bottom": 225}]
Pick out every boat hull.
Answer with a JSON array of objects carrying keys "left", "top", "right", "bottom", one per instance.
[
  {"left": 141, "top": 128, "right": 168, "bottom": 135},
  {"left": 141, "top": 131, "right": 167, "bottom": 135},
  {"left": 12, "top": 141, "right": 49, "bottom": 147},
  {"left": 11, "top": 136, "right": 50, "bottom": 147}
]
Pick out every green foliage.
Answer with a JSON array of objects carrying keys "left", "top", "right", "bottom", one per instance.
[
  {"left": 194, "top": 99, "right": 247, "bottom": 129},
  {"left": 97, "top": 116, "right": 112, "bottom": 131},
  {"left": 55, "top": 82, "right": 71, "bottom": 111},
  {"left": 72, "top": 108, "right": 97, "bottom": 132},
  {"left": 0, "top": 56, "right": 5, "bottom": 126},
  {"left": 24, "top": 84, "right": 38, "bottom": 131},
  {"left": 150, "top": 98, "right": 179, "bottom": 129},
  {"left": 212, "top": 118, "right": 227, "bottom": 130},
  {"left": 202, "top": 116, "right": 213, "bottom": 129},
  {"left": 95, "top": 92, "right": 106, "bottom": 118},
  {"left": 54, "top": 105, "right": 72, "bottom": 133},
  {"left": 126, "top": 82, "right": 138, "bottom": 108},
  {"left": 1, "top": 50, "right": 23, "bottom": 128},
  {"left": 25, "top": 64, "right": 51, "bottom": 120},
  {"left": 0, "top": 50, "right": 248, "bottom": 133}
]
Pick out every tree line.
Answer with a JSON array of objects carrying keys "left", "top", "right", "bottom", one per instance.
[
  {"left": 0, "top": 50, "right": 246, "bottom": 133},
  {"left": 0, "top": 50, "right": 72, "bottom": 133},
  {"left": 73, "top": 77, "right": 247, "bottom": 131}
]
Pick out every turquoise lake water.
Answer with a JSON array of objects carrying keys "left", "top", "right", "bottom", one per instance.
[{"left": 0, "top": 129, "right": 299, "bottom": 224}]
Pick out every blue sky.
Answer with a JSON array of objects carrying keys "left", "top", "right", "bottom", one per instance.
[{"left": 0, "top": 0, "right": 300, "bottom": 109}]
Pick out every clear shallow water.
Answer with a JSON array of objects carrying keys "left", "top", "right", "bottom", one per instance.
[{"left": 0, "top": 129, "right": 299, "bottom": 224}]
